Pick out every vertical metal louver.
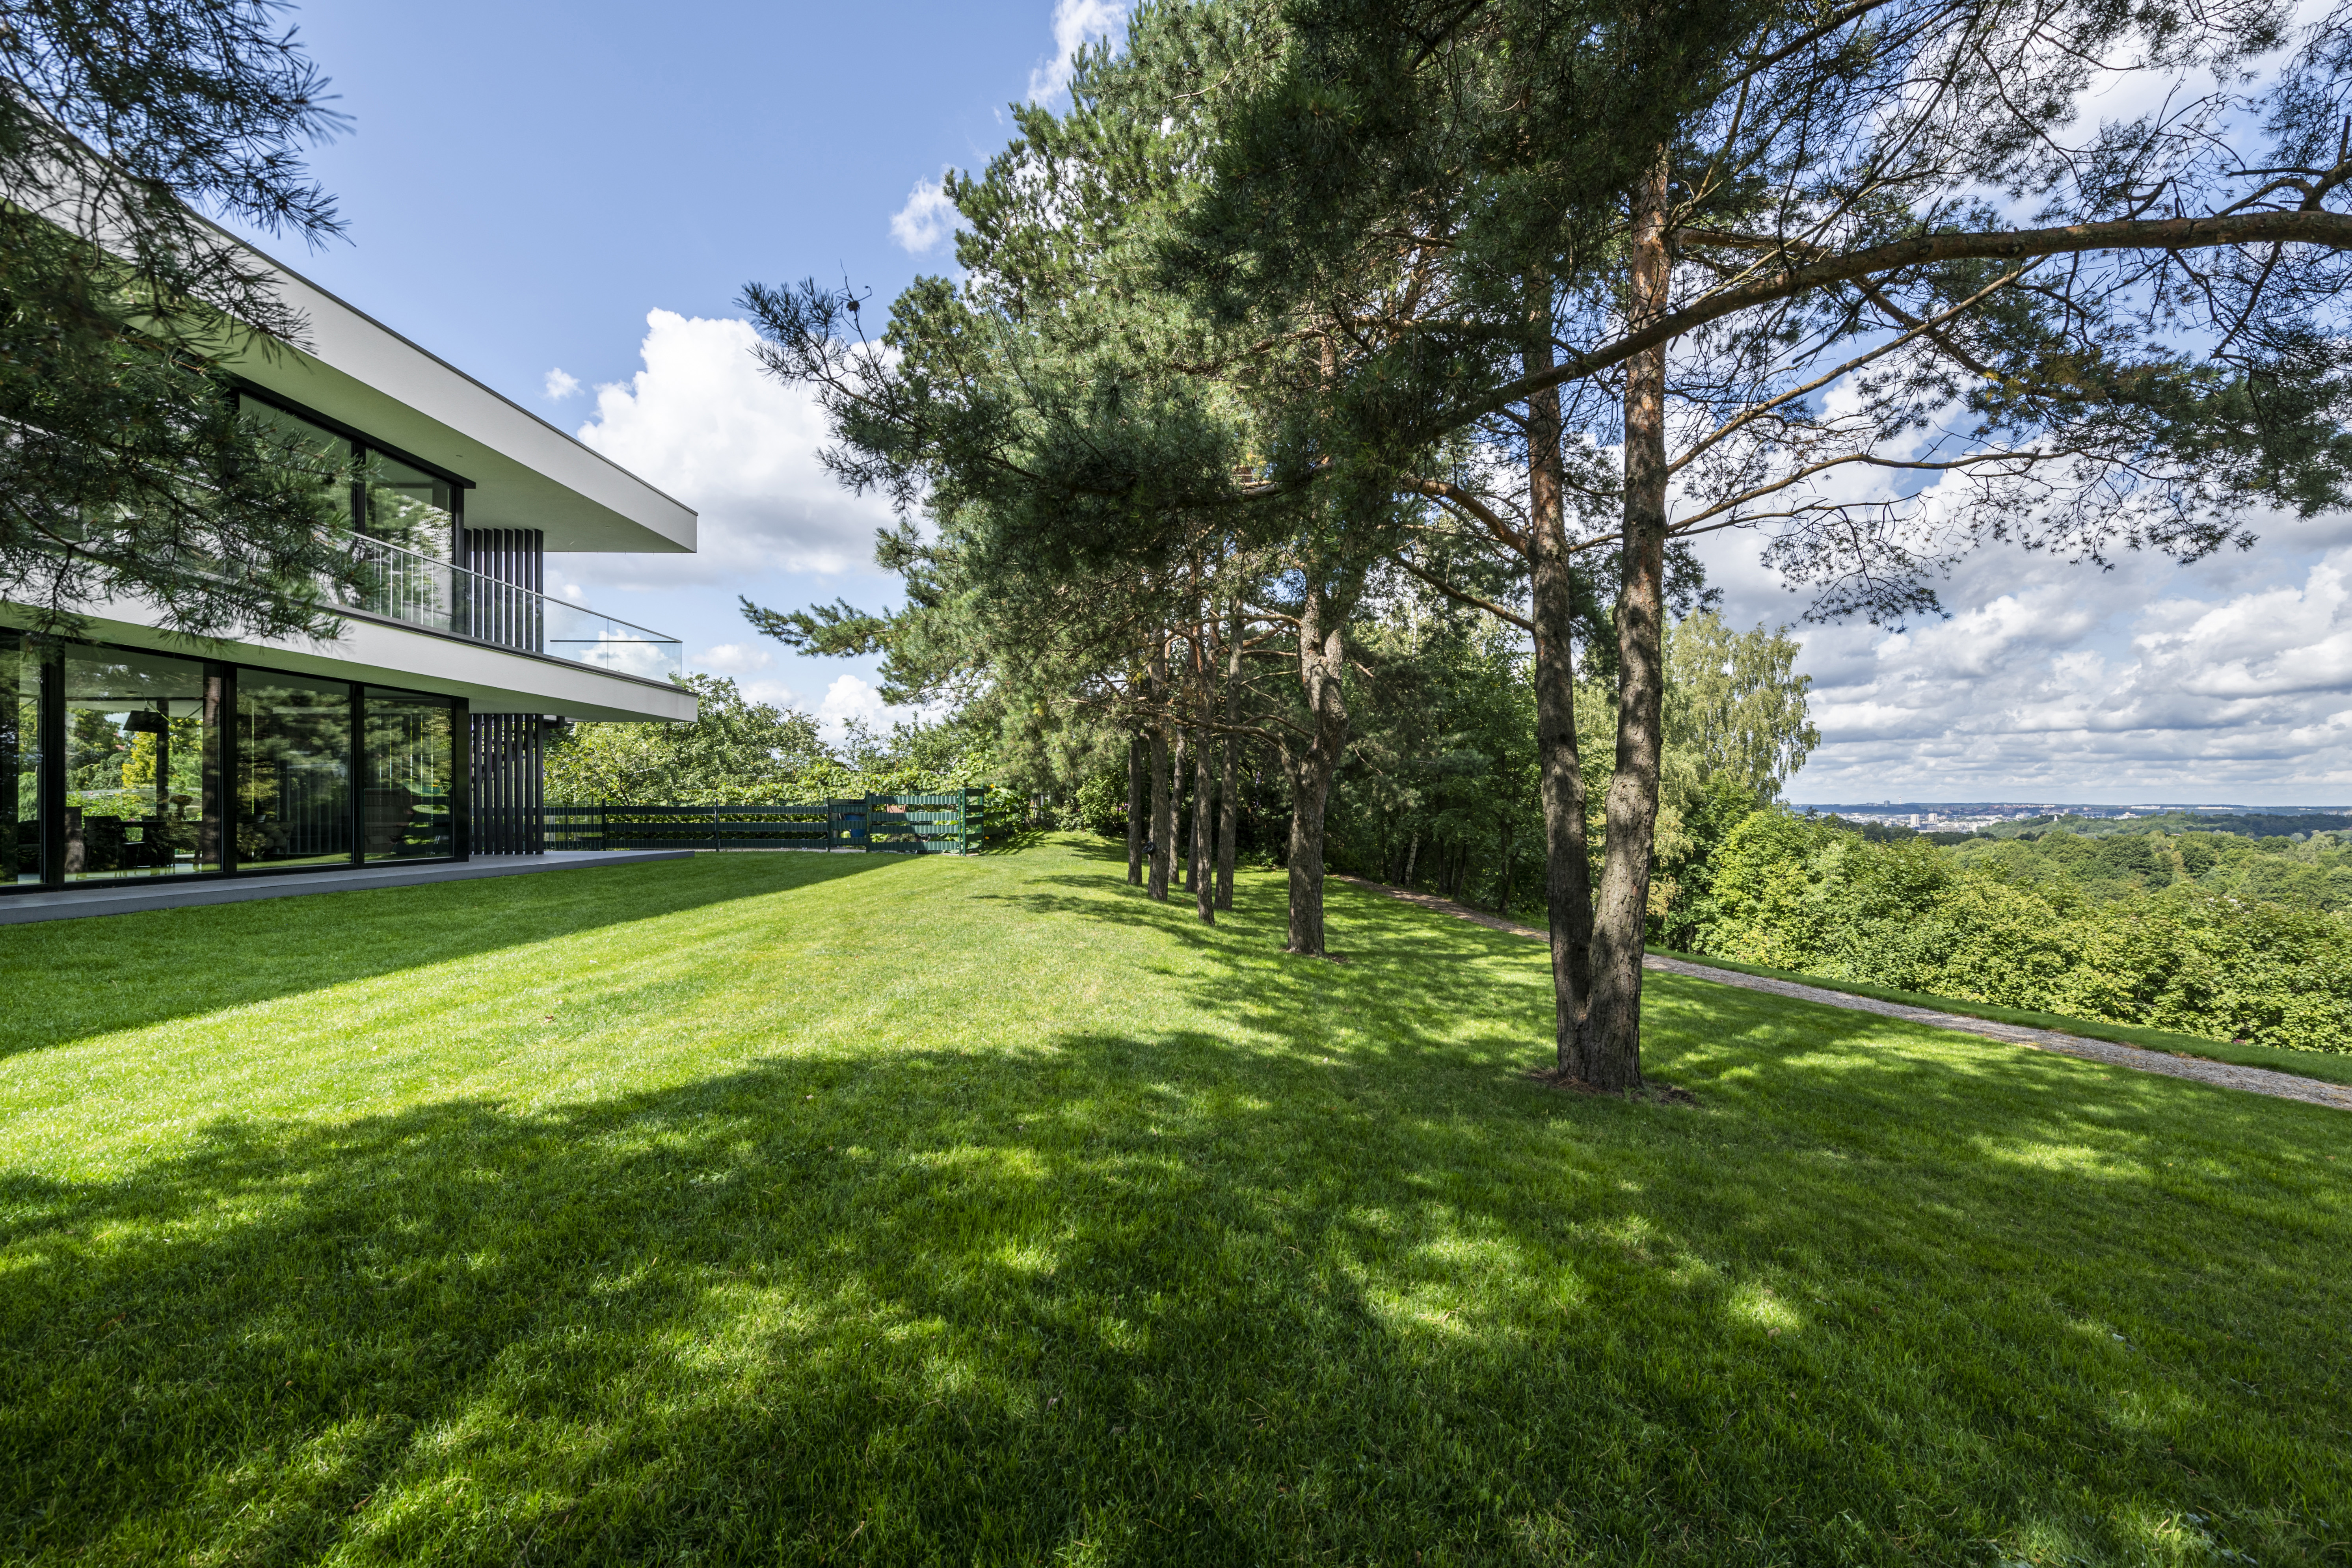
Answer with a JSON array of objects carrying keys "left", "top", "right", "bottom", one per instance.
[
  {"left": 468, "top": 713, "right": 545, "bottom": 855},
  {"left": 460, "top": 526, "right": 550, "bottom": 854},
  {"left": 458, "top": 527, "right": 546, "bottom": 653}
]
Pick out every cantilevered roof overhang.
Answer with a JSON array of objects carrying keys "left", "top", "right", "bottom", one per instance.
[
  {"left": 218, "top": 249, "right": 697, "bottom": 556},
  {"left": 6, "top": 598, "right": 699, "bottom": 725}
]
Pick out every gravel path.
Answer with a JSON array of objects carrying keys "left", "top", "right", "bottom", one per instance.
[{"left": 1342, "top": 877, "right": 2352, "bottom": 1112}]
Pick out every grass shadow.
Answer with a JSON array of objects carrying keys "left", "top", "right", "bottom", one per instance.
[
  {"left": 5, "top": 1022, "right": 2346, "bottom": 1566},
  {"left": 0, "top": 852, "right": 897, "bottom": 1058},
  {"left": 1003, "top": 841, "right": 2346, "bottom": 1118},
  {"left": 4, "top": 835, "right": 2346, "bottom": 1563}
]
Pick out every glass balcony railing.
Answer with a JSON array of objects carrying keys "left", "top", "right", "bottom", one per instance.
[{"left": 335, "top": 536, "right": 683, "bottom": 682}]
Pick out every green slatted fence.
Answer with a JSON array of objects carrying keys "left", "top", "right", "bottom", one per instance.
[{"left": 544, "top": 789, "right": 997, "bottom": 854}]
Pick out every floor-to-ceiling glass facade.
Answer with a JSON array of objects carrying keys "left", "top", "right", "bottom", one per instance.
[
  {"left": 362, "top": 690, "right": 457, "bottom": 860},
  {"left": 3, "top": 633, "right": 39, "bottom": 886},
  {"left": 238, "top": 675, "right": 354, "bottom": 868},
  {"left": 63, "top": 646, "right": 223, "bottom": 881},
  {"left": 0, "top": 634, "right": 466, "bottom": 894}
]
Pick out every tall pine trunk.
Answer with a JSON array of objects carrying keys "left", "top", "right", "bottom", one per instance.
[
  {"left": 1172, "top": 727, "right": 1190, "bottom": 888},
  {"left": 1284, "top": 752, "right": 1332, "bottom": 950},
  {"left": 1193, "top": 679, "right": 1215, "bottom": 924},
  {"left": 1126, "top": 732, "right": 1143, "bottom": 885},
  {"left": 1282, "top": 578, "right": 1351, "bottom": 956},
  {"left": 1148, "top": 642, "right": 1173, "bottom": 902},
  {"left": 1526, "top": 275, "right": 1598, "bottom": 1078},
  {"left": 1578, "top": 151, "right": 1674, "bottom": 1091},
  {"left": 1216, "top": 602, "right": 1239, "bottom": 910}
]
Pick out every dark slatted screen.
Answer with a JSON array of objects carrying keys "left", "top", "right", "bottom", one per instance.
[
  {"left": 469, "top": 714, "right": 545, "bottom": 855},
  {"left": 462, "top": 528, "right": 549, "bottom": 854},
  {"left": 460, "top": 528, "right": 545, "bottom": 653}
]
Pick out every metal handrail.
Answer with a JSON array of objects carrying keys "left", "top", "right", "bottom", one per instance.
[{"left": 333, "top": 535, "right": 682, "bottom": 682}]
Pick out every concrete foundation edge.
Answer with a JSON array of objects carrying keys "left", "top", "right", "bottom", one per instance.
[{"left": 0, "top": 851, "right": 697, "bottom": 925}]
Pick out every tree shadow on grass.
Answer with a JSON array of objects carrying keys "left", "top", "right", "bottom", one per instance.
[
  {"left": 977, "top": 844, "right": 1554, "bottom": 1061},
  {"left": 988, "top": 842, "right": 2350, "bottom": 1140},
  {"left": 0, "top": 853, "right": 899, "bottom": 1059},
  {"left": 1, "top": 1015, "right": 2343, "bottom": 1566},
  {"left": 7, "top": 841, "right": 2345, "bottom": 1563}
]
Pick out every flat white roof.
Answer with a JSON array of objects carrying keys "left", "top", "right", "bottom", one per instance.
[
  {"left": 9, "top": 598, "right": 699, "bottom": 725},
  {"left": 220, "top": 245, "right": 697, "bottom": 556}
]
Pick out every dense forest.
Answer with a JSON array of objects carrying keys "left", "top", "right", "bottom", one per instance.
[
  {"left": 1972, "top": 811, "right": 2352, "bottom": 843},
  {"left": 1944, "top": 826, "right": 2352, "bottom": 913}
]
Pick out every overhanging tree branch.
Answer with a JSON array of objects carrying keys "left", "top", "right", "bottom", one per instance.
[{"left": 1463, "top": 209, "right": 2352, "bottom": 430}]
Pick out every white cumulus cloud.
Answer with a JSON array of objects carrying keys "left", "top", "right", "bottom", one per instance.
[
  {"left": 733, "top": 678, "right": 803, "bottom": 712},
  {"left": 1696, "top": 522, "right": 2352, "bottom": 801},
  {"left": 1027, "top": 0, "right": 1126, "bottom": 103},
  {"left": 553, "top": 309, "right": 897, "bottom": 590},
  {"left": 697, "top": 642, "right": 774, "bottom": 676},
  {"left": 817, "top": 674, "right": 894, "bottom": 744},
  {"left": 543, "top": 367, "right": 582, "bottom": 400},
  {"left": 890, "top": 175, "right": 956, "bottom": 254}
]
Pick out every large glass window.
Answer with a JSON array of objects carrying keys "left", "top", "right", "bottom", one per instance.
[
  {"left": 0, "top": 640, "right": 471, "bottom": 895},
  {"left": 239, "top": 398, "right": 353, "bottom": 530},
  {"left": 62, "top": 647, "right": 221, "bottom": 882},
  {"left": 363, "top": 690, "right": 457, "bottom": 860},
  {"left": 239, "top": 394, "right": 464, "bottom": 562},
  {"left": 3, "top": 634, "right": 39, "bottom": 886},
  {"left": 238, "top": 676, "right": 353, "bottom": 868},
  {"left": 367, "top": 454, "right": 456, "bottom": 562}
]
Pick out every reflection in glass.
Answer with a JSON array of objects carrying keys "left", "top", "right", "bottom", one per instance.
[
  {"left": 238, "top": 677, "right": 352, "bottom": 867},
  {"left": 368, "top": 454, "right": 455, "bottom": 561},
  {"left": 240, "top": 398, "right": 353, "bottom": 529},
  {"left": 543, "top": 596, "right": 685, "bottom": 679},
  {"left": 63, "top": 647, "right": 221, "bottom": 881},
  {"left": 363, "top": 690, "right": 456, "bottom": 860},
  {"left": 3, "top": 634, "right": 39, "bottom": 885}
]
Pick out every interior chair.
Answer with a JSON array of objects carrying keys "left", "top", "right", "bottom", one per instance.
[
  {"left": 80, "top": 815, "right": 125, "bottom": 875},
  {"left": 126, "top": 817, "right": 176, "bottom": 870}
]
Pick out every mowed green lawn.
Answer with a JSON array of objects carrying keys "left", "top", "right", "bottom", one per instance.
[{"left": 1, "top": 838, "right": 2345, "bottom": 1567}]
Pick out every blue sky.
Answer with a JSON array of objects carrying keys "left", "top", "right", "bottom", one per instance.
[
  {"left": 219, "top": 0, "right": 1122, "bottom": 735},
  {"left": 220, "top": 0, "right": 2352, "bottom": 804}
]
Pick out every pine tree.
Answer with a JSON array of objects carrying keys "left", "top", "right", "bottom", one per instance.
[
  {"left": 737, "top": 0, "right": 1393, "bottom": 952},
  {"left": 2, "top": 0, "right": 368, "bottom": 638},
  {"left": 1183, "top": 0, "right": 2352, "bottom": 1084}
]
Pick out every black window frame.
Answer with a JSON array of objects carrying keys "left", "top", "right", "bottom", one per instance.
[
  {"left": 0, "top": 631, "right": 471, "bottom": 893},
  {"left": 229, "top": 382, "right": 476, "bottom": 561}
]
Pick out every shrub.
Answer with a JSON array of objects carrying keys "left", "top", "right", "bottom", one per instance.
[{"left": 1690, "top": 809, "right": 2352, "bottom": 1053}]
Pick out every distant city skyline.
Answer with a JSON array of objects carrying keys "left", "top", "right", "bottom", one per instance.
[{"left": 1802, "top": 802, "right": 2351, "bottom": 811}]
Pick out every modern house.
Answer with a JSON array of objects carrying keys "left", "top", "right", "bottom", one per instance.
[{"left": 1, "top": 251, "right": 697, "bottom": 903}]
